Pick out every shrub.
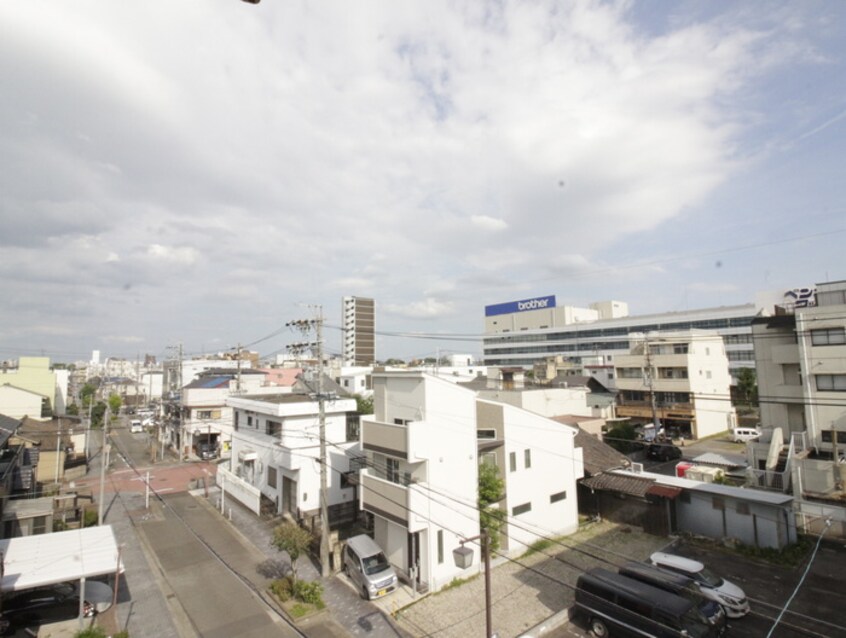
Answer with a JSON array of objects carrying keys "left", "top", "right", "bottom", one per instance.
[
  {"left": 83, "top": 509, "right": 99, "bottom": 527},
  {"left": 74, "top": 627, "right": 107, "bottom": 638},
  {"left": 271, "top": 576, "right": 294, "bottom": 602},
  {"left": 292, "top": 580, "right": 324, "bottom": 606}
]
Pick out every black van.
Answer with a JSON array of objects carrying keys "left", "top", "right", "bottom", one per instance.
[
  {"left": 574, "top": 568, "right": 719, "bottom": 638},
  {"left": 618, "top": 562, "right": 727, "bottom": 633}
]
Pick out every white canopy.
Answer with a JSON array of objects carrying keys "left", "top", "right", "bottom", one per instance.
[{"left": 0, "top": 525, "right": 124, "bottom": 592}]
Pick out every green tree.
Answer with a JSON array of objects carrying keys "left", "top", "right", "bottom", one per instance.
[
  {"left": 354, "top": 394, "right": 373, "bottom": 415},
  {"left": 271, "top": 523, "right": 313, "bottom": 582},
  {"left": 108, "top": 393, "right": 122, "bottom": 414},
  {"left": 91, "top": 402, "right": 107, "bottom": 429},
  {"left": 67, "top": 403, "right": 80, "bottom": 416},
  {"left": 478, "top": 462, "right": 506, "bottom": 551},
  {"left": 736, "top": 368, "right": 758, "bottom": 407},
  {"left": 604, "top": 422, "right": 639, "bottom": 454},
  {"left": 80, "top": 383, "right": 97, "bottom": 409}
]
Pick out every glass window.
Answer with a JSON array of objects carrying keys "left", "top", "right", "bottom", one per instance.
[
  {"left": 437, "top": 530, "right": 444, "bottom": 564},
  {"left": 524, "top": 449, "right": 531, "bottom": 469},
  {"left": 811, "top": 328, "right": 846, "bottom": 346},
  {"left": 549, "top": 490, "right": 567, "bottom": 503},
  {"left": 267, "top": 466, "right": 277, "bottom": 488},
  {"left": 816, "top": 374, "right": 846, "bottom": 392},
  {"left": 512, "top": 502, "right": 531, "bottom": 516},
  {"left": 509, "top": 452, "right": 517, "bottom": 472},
  {"left": 386, "top": 458, "right": 400, "bottom": 483}
]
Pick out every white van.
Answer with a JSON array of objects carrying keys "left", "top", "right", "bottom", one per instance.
[
  {"left": 731, "top": 426, "right": 761, "bottom": 443},
  {"left": 130, "top": 420, "right": 143, "bottom": 434},
  {"left": 343, "top": 534, "right": 398, "bottom": 600},
  {"left": 650, "top": 552, "right": 750, "bottom": 618}
]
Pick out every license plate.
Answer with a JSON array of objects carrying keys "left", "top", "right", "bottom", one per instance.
[{"left": 377, "top": 589, "right": 387, "bottom": 597}]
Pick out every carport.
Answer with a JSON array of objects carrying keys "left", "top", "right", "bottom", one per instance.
[{"left": 0, "top": 525, "right": 125, "bottom": 628}]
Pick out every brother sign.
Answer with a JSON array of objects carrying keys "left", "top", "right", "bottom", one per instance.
[{"left": 485, "top": 295, "right": 556, "bottom": 317}]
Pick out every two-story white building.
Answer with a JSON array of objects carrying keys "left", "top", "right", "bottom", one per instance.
[
  {"left": 614, "top": 330, "right": 737, "bottom": 439},
  {"left": 359, "top": 371, "right": 582, "bottom": 594},
  {"left": 226, "top": 391, "right": 359, "bottom": 522}
]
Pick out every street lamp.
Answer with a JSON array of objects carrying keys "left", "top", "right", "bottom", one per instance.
[{"left": 453, "top": 530, "right": 494, "bottom": 638}]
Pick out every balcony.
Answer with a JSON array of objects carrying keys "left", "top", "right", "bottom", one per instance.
[
  {"left": 361, "top": 419, "right": 409, "bottom": 460},
  {"left": 360, "top": 471, "right": 411, "bottom": 528}
]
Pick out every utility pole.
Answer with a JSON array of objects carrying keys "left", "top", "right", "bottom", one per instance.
[
  {"left": 178, "top": 342, "right": 184, "bottom": 461},
  {"left": 644, "top": 335, "right": 660, "bottom": 433},
  {"left": 287, "top": 308, "right": 331, "bottom": 578},
  {"left": 98, "top": 406, "right": 111, "bottom": 526},
  {"left": 236, "top": 343, "right": 243, "bottom": 394}
]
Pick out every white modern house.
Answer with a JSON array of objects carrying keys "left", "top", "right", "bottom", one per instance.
[
  {"left": 359, "top": 371, "right": 582, "bottom": 594},
  {"left": 614, "top": 330, "right": 737, "bottom": 439},
  {"left": 225, "top": 392, "right": 359, "bottom": 521}
]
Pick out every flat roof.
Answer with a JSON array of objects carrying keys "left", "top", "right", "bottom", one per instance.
[
  {"left": 0, "top": 526, "right": 124, "bottom": 592},
  {"left": 613, "top": 469, "right": 794, "bottom": 506}
]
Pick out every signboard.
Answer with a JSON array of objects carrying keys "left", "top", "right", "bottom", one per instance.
[
  {"left": 485, "top": 295, "right": 556, "bottom": 317},
  {"left": 783, "top": 287, "right": 816, "bottom": 309}
]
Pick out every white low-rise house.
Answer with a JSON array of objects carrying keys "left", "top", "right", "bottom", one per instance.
[
  {"left": 226, "top": 391, "right": 359, "bottom": 521},
  {"left": 614, "top": 331, "right": 737, "bottom": 439},
  {"left": 359, "top": 371, "right": 582, "bottom": 594}
]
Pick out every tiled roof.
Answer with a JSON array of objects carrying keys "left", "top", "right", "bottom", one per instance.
[
  {"left": 581, "top": 472, "right": 655, "bottom": 498},
  {"left": 573, "top": 426, "right": 630, "bottom": 476}
]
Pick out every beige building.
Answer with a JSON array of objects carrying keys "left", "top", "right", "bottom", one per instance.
[
  {"left": 0, "top": 357, "right": 57, "bottom": 417},
  {"left": 614, "top": 330, "right": 737, "bottom": 440}
]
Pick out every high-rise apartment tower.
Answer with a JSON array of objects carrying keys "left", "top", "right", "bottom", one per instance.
[{"left": 342, "top": 296, "right": 375, "bottom": 365}]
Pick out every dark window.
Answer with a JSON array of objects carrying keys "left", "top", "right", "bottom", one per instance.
[
  {"left": 549, "top": 490, "right": 567, "bottom": 503},
  {"left": 386, "top": 458, "right": 400, "bottom": 484},
  {"left": 736, "top": 502, "right": 750, "bottom": 516},
  {"left": 234, "top": 411, "right": 240, "bottom": 430},
  {"left": 512, "top": 502, "right": 531, "bottom": 516},
  {"left": 346, "top": 413, "right": 360, "bottom": 442},
  {"left": 437, "top": 530, "right": 444, "bottom": 564},
  {"left": 821, "top": 430, "right": 846, "bottom": 443},
  {"left": 509, "top": 452, "right": 517, "bottom": 472},
  {"left": 267, "top": 466, "right": 277, "bottom": 488},
  {"left": 524, "top": 449, "right": 531, "bottom": 469},
  {"left": 712, "top": 497, "right": 725, "bottom": 511},
  {"left": 266, "top": 420, "right": 282, "bottom": 437}
]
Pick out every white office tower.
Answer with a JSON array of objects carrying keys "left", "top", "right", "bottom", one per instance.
[{"left": 343, "top": 296, "right": 375, "bottom": 366}]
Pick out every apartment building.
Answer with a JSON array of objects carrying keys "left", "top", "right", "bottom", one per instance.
[
  {"left": 483, "top": 295, "right": 756, "bottom": 386},
  {"left": 746, "top": 281, "right": 846, "bottom": 537},
  {"left": 342, "top": 296, "right": 375, "bottom": 366},
  {"left": 226, "top": 392, "right": 359, "bottom": 520},
  {"left": 359, "top": 371, "right": 581, "bottom": 594},
  {"left": 614, "top": 331, "right": 737, "bottom": 440}
]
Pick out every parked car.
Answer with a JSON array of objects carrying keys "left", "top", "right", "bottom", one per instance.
[
  {"left": 650, "top": 552, "right": 750, "bottom": 618},
  {"left": 0, "top": 581, "right": 113, "bottom": 634},
  {"left": 130, "top": 419, "right": 144, "bottom": 434},
  {"left": 574, "top": 567, "right": 719, "bottom": 638},
  {"left": 343, "top": 534, "right": 398, "bottom": 600},
  {"left": 731, "top": 426, "right": 761, "bottom": 443},
  {"left": 618, "top": 561, "right": 727, "bottom": 631},
  {"left": 195, "top": 442, "right": 218, "bottom": 460},
  {"left": 646, "top": 443, "right": 683, "bottom": 462}
]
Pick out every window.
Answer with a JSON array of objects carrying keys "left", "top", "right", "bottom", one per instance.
[
  {"left": 346, "top": 414, "right": 360, "bottom": 442},
  {"left": 267, "top": 466, "right": 277, "bottom": 488},
  {"left": 821, "top": 430, "right": 846, "bottom": 443},
  {"left": 509, "top": 452, "right": 517, "bottom": 472},
  {"left": 480, "top": 452, "right": 497, "bottom": 466},
  {"left": 816, "top": 374, "right": 846, "bottom": 392},
  {"left": 247, "top": 415, "right": 253, "bottom": 427},
  {"left": 512, "top": 502, "right": 531, "bottom": 516},
  {"left": 549, "top": 490, "right": 567, "bottom": 504},
  {"left": 32, "top": 516, "right": 47, "bottom": 535},
  {"left": 437, "top": 530, "right": 444, "bottom": 564},
  {"left": 386, "top": 458, "right": 400, "bottom": 484},
  {"left": 736, "top": 502, "right": 750, "bottom": 516},
  {"left": 234, "top": 412, "right": 239, "bottom": 430},
  {"left": 266, "top": 420, "right": 282, "bottom": 437},
  {"left": 811, "top": 328, "right": 846, "bottom": 346},
  {"left": 477, "top": 429, "right": 497, "bottom": 439},
  {"left": 197, "top": 410, "right": 212, "bottom": 420},
  {"left": 524, "top": 449, "right": 531, "bottom": 469}
]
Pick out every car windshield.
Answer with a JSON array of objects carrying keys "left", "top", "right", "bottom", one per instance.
[
  {"left": 363, "top": 552, "right": 390, "bottom": 575},
  {"left": 681, "top": 608, "right": 713, "bottom": 638},
  {"left": 696, "top": 566, "right": 723, "bottom": 588}
]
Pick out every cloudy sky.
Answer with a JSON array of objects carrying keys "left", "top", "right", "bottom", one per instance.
[{"left": 1, "top": 0, "right": 845, "bottom": 363}]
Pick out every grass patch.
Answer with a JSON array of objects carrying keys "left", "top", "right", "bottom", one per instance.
[
  {"left": 522, "top": 538, "right": 554, "bottom": 558},
  {"left": 686, "top": 534, "right": 815, "bottom": 568},
  {"left": 440, "top": 575, "right": 474, "bottom": 592}
]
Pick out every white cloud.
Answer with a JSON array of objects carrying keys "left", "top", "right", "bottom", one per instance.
[
  {"left": 470, "top": 215, "right": 508, "bottom": 231},
  {"left": 146, "top": 244, "right": 199, "bottom": 265}
]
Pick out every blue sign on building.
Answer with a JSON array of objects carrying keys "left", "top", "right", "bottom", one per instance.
[{"left": 485, "top": 295, "right": 556, "bottom": 317}]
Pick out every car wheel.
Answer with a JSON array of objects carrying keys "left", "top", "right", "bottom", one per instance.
[
  {"left": 361, "top": 585, "right": 370, "bottom": 601},
  {"left": 590, "top": 617, "right": 609, "bottom": 637}
]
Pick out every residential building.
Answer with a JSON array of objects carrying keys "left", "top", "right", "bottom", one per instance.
[
  {"left": 482, "top": 295, "right": 756, "bottom": 385},
  {"left": 614, "top": 331, "right": 737, "bottom": 440},
  {"left": 359, "top": 371, "right": 582, "bottom": 594},
  {"left": 342, "top": 296, "right": 375, "bottom": 366},
  {"left": 226, "top": 389, "right": 359, "bottom": 522},
  {"left": 748, "top": 281, "right": 846, "bottom": 538},
  {"left": 0, "top": 357, "right": 58, "bottom": 418},
  {"left": 0, "top": 385, "right": 47, "bottom": 421}
]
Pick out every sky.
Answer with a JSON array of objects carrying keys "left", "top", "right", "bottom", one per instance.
[{"left": 1, "top": 0, "right": 845, "bottom": 364}]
